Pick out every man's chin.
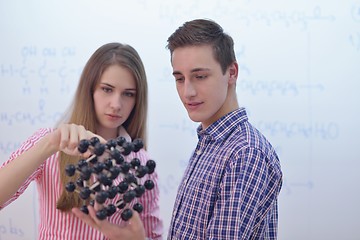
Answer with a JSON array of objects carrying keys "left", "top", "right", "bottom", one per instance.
[{"left": 188, "top": 113, "right": 202, "bottom": 123}]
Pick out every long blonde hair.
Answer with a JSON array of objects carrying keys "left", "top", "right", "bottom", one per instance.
[{"left": 56, "top": 43, "right": 148, "bottom": 211}]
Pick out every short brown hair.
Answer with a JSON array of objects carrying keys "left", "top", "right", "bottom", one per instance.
[{"left": 166, "top": 18, "right": 236, "bottom": 74}]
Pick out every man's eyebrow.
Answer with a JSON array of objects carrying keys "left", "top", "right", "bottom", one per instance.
[
  {"left": 191, "top": 68, "right": 211, "bottom": 72},
  {"left": 172, "top": 68, "right": 210, "bottom": 75}
]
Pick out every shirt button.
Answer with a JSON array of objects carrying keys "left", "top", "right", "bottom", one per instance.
[{"left": 196, "top": 150, "right": 202, "bottom": 155}]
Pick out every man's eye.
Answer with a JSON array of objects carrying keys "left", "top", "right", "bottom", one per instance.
[
  {"left": 195, "top": 75, "right": 206, "bottom": 80},
  {"left": 175, "top": 76, "right": 184, "bottom": 81}
]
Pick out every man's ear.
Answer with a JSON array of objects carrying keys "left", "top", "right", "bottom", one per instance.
[{"left": 228, "top": 62, "right": 238, "bottom": 84}]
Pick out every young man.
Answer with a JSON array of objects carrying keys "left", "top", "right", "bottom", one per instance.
[{"left": 73, "top": 19, "right": 283, "bottom": 240}]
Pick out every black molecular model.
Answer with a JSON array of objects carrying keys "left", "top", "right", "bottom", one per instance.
[{"left": 64, "top": 136, "right": 156, "bottom": 221}]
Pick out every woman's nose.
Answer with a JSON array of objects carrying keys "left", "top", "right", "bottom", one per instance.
[{"left": 110, "top": 94, "right": 122, "bottom": 110}]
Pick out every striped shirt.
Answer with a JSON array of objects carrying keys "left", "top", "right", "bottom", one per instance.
[
  {"left": 168, "top": 108, "right": 282, "bottom": 240},
  {"left": 0, "top": 128, "right": 163, "bottom": 240}
]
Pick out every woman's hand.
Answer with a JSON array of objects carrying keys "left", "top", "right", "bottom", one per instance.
[
  {"left": 49, "top": 123, "right": 105, "bottom": 157},
  {"left": 72, "top": 205, "right": 146, "bottom": 240}
]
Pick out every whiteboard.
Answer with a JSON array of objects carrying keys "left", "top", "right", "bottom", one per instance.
[{"left": 0, "top": 0, "right": 359, "bottom": 239}]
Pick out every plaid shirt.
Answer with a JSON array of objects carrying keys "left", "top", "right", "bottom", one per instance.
[{"left": 168, "top": 108, "right": 282, "bottom": 240}]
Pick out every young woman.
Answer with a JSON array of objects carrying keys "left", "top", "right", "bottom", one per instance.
[{"left": 0, "top": 42, "right": 163, "bottom": 239}]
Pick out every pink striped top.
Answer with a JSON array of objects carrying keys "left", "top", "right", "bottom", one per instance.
[{"left": 0, "top": 128, "right": 163, "bottom": 240}]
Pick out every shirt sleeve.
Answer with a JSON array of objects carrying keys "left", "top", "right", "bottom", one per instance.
[
  {"left": 0, "top": 128, "right": 51, "bottom": 209},
  {"left": 207, "top": 147, "right": 282, "bottom": 239}
]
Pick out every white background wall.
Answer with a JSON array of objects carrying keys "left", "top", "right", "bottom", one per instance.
[{"left": 0, "top": 0, "right": 359, "bottom": 239}]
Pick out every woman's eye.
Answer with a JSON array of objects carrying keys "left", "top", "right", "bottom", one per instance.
[
  {"left": 124, "top": 92, "right": 135, "bottom": 97},
  {"left": 102, "top": 87, "right": 112, "bottom": 93}
]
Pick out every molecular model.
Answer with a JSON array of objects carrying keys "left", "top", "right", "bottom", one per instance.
[{"left": 64, "top": 136, "right": 156, "bottom": 221}]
